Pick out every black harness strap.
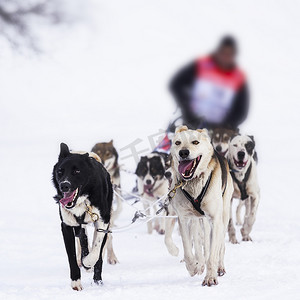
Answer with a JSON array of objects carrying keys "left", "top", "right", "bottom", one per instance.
[
  {"left": 231, "top": 163, "right": 252, "bottom": 200},
  {"left": 214, "top": 151, "right": 227, "bottom": 196},
  {"left": 181, "top": 173, "right": 212, "bottom": 216}
]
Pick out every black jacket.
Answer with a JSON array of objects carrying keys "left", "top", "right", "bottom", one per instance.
[{"left": 169, "top": 60, "right": 249, "bottom": 130}]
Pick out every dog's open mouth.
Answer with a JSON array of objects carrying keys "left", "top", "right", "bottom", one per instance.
[
  {"left": 60, "top": 188, "right": 79, "bottom": 209},
  {"left": 218, "top": 149, "right": 228, "bottom": 157},
  {"left": 144, "top": 183, "right": 155, "bottom": 196},
  {"left": 178, "top": 155, "right": 202, "bottom": 180},
  {"left": 234, "top": 158, "right": 248, "bottom": 169}
]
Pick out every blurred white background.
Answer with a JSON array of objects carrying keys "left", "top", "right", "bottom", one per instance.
[{"left": 0, "top": 1, "right": 299, "bottom": 299}]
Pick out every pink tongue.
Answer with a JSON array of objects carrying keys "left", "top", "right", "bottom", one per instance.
[
  {"left": 178, "top": 160, "right": 194, "bottom": 174},
  {"left": 60, "top": 190, "right": 76, "bottom": 207}
]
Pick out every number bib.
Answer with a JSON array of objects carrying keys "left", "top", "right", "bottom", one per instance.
[
  {"left": 191, "top": 79, "right": 235, "bottom": 123},
  {"left": 190, "top": 56, "right": 245, "bottom": 124}
]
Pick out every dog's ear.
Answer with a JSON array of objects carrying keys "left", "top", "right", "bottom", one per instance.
[
  {"left": 109, "top": 139, "right": 113, "bottom": 145},
  {"left": 248, "top": 135, "right": 255, "bottom": 143},
  {"left": 207, "top": 129, "right": 214, "bottom": 138},
  {"left": 83, "top": 152, "right": 89, "bottom": 159},
  {"left": 135, "top": 156, "right": 146, "bottom": 175},
  {"left": 175, "top": 125, "right": 188, "bottom": 134},
  {"left": 246, "top": 135, "right": 255, "bottom": 156},
  {"left": 197, "top": 128, "right": 210, "bottom": 140},
  {"left": 59, "top": 143, "right": 70, "bottom": 160}
]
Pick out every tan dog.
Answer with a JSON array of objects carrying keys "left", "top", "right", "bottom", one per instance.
[{"left": 167, "top": 126, "right": 233, "bottom": 286}]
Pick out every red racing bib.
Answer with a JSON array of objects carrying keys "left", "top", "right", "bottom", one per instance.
[{"left": 191, "top": 57, "right": 245, "bottom": 123}]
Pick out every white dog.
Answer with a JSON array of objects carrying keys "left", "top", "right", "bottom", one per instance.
[
  {"left": 227, "top": 134, "right": 260, "bottom": 242},
  {"left": 168, "top": 126, "right": 233, "bottom": 286}
]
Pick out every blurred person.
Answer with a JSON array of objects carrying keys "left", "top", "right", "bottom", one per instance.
[{"left": 169, "top": 35, "right": 249, "bottom": 130}]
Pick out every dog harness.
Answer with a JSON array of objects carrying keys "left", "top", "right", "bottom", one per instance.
[
  {"left": 180, "top": 152, "right": 227, "bottom": 215},
  {"left": 180, "top": 173, "right": 212, "bottom": 215},
  {"left": 230, "top": 163, "right": 252, "bottom": 200}
]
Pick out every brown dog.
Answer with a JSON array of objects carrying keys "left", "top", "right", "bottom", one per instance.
[
  {"left": 91, "top": 140, "right": 121, "bottom": 264},
  {"left": 211, "top": 128, "right": 238, "bottom": 157}
]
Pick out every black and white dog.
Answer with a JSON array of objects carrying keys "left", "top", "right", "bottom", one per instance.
[
  {"left": 227, "top": 135, "right": 260, "bottom": 243},
  {"left": 52, "top": 143, "right": 113, "bottom": 291},
  {"left": 135, "top": 152, "right": 170, "bottom": 234}
]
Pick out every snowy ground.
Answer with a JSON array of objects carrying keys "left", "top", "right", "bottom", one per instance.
[{"left": 0, "top": 0, "right": 299, "bottom": 299}]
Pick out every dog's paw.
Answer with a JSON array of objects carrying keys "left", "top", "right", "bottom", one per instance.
[
  {"left": 229, "top": 236, "right": 239, "bottom": 244},
  {"left": 107, "top": 254, "right": 119, "bottom": 265},
  {"left": 242, "top": 236, "right": 252, "bottom": 242},
  {"left": 197, "top": 263, "right": 205, "bottom": 275},
  {"left": 185, "top": 260, "right": 199, "bottom": 277},
  {"left": 93, "top": 279, "right": 103, "bottom": 286},
  {"left": 217, "top": 267, "right": 226, "bottom": 276},
  {"left": 71, "top": 279, "right": 83, "bottom": 291},
  {"left": 82, "top": 253, "right": 98, "bottom": 269},
  {"left": 158, "top": 229, "right": 165, "bottom": 235},
  {"left": 202, "top": 275, "right": 218, "bottom": 287}
]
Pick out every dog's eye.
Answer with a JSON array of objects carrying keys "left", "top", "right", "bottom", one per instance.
[
  {"left": 73, "top": 169, "right": 80, "bottom": 175},
  {"left": 233, "top": 144, "right": 238, "bottom": 147},
  {"left": 192, "top": 140, "right": 199, "bottom": 145},
  {"left": 175, "top": 141, "right": 181, "bottom": 146},
  {"left": 57, "top": 169, "right": 63, "bottom": 176}
]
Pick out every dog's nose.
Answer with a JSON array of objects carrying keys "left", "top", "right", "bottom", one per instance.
[
  {"left": 216, "top": 145, "right": 222, "bottom": 152},
  {"left": 146, "top": 179, "right": 152, "bottom": 185},
  {"left": 179, "top": 149, "right": 189, "bottom": 159},
  {"left": 237, "top": 151, "right": 245, "bottom": 160},
  {"left": 59, "top": 182, "right": 71, "bottom": 193}
]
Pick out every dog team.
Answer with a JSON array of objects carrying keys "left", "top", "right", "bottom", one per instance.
[{"left": 52, "top": 126, "right": 260, "bottom": 290}]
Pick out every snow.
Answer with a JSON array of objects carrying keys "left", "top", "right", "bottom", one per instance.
[{"left": 0, "top": 0, "right": 299, "bottom": 299}]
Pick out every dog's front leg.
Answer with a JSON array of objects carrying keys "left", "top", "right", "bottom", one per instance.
[
  {"left": 158, "top": 206, "right": 166, "bottom": 235},
  {"left": 164, "top": 210, "right": 179, "bottom": 256},
  {"left": 82, "top": 220, "right": 108, "bottom": 272},
  {"left": 61, "top": 222, "right": 82, "bottom": 291},
  {"left": 178, "top": 217, "right": 197, "bottom": 277},
  {"left": 201, "top": 218, "right": 210, "bottom": 263},
  {"left": 241, "top": 194, "right": 259, "bottom": 241},
  {"left": 106, "top": 233, "right": 119, "bottom": 265},
  {"left": 192, "top": 219, "right": 205, "bottom": 275},
  {"left": 74, "top": 225, "right": 90, "bottom": 267},
  {"left": 236, "top": 200, "right": 244, "bottom": 225},
  {"left": 202, "top": 216, "right": 223, "bottom": 286},
  {"left": 228, "top": 198, "right": 238, "bottom": 244},
  {"left": 93, "top": 230, "right": 109, "bottom": 284}
]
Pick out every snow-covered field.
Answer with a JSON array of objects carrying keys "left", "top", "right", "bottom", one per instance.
[{"left": 0, "top": 0, "right": 299, "bottom": 299}]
